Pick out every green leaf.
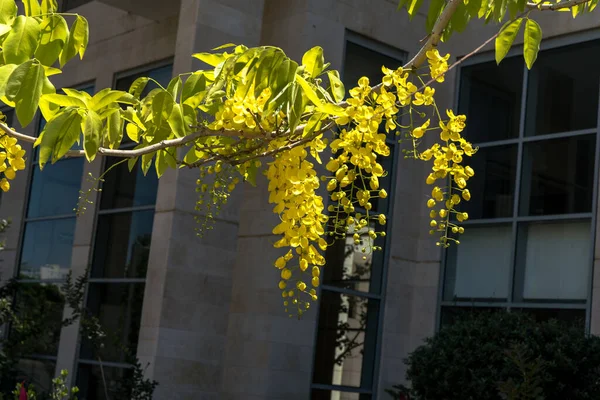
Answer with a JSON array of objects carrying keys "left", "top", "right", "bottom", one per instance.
[
  {"left": 168, "top": 103, "right": 186, "bottom": 138},
  {"left": 192, "top": 52, "right": 227, "bottom": 67},
  {"left": 212, "top": 43, "right": 236, "bottom": 50},
  {"left": 105, "top": 108, "right": 122, "bottom": 149},
  {"left": 141, "top": 150, "right": 154, "bottom": 175},
  {"left": 38, "top": 74, "right": 56, "bottom": 120},
  {"left": 62, "top": 87, "right": 92, "bottom": 103},
  {"left": 40, "top": 0, "right": 58, "bottom": 13},
  {"left": 42, "top": 93, "right": 86, "bottom": 108},
  {"left": 523, "top": 18, "right": 542, "bottom": 69},
  {"left": 244, "top": 162, "right": 258, "bottom": 186},
  {"left": 23, "top": 0, "right": 40, "bottom": 16},
  {"left": 151, "top": 90, "right": 174, "bottom": 127},
  {"left": 302, "top": 46, "right": 324, "bottom": 79},
  {"left": 495, "top": 18, "right": 523, "bottom": 64},
  {"left": 426, "top": 0, "right": 445, "bottom": 32},
  {"left": 0, "top": 23, "right": 10, "bottom": 36},
  {"left": 82, "top": 109, "right": 101, "bottom": 161},
  {"left": 0, "top": 0, "right": 16, "bottom": 25},
  {"left": 122, "top": 106, "right": 146, "bottom": 130},
  {"left": 0, "top": 64, "right": 17, "bottom": 98},
  {"left": 129, "top": 76, "right": 149, "bottom": 98},
  {"left": 3, "top": 15, "right": 40, "bottom": 64},
  {"left": 304, "top": 112, "right": 323, "bottom": 138},
  {"left": 167, "top": 76, "right": 182, "bottom": 100},
  {"left": 296, "top": 74, "right": 344, "bottom": 116},
  {"left": 59, "top": 15, "right": 88, "bottom": 66},
  {"left": 90, "top": 89, "right": 132, "bottom": 111},
  {"left": 327, "top": 70, "right": 345, "bottom": 103},
  {"left": 127, "top": 156, "right": 138, "bottom": 172},
  {"left": 155, "top": 149, "right": 168, "bottom": 178},
  {"left": 126, "top": 122, "right": 139, "bottom": 142},
  {"left": 182, "top": 72, "right": 206, "bottom": 104},
  {"left": 35, "top": 14, "right": 68, "bottom": 66},
  {"left": 37, "top": 108, "right": 82, "bottom": 168},
  {"left": 6, "top": 60, "right": 44, "bottom": 126},
  {"left": 407, "top": 0, "right": 424, "bottom": 19},
  {"left": 287, "top": 82, "right": 305, "bottom": 134}
]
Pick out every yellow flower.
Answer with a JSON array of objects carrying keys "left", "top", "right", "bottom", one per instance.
[
  {"left": 411, "top": 119, "right": 430, "bottom": 139},
  {"left": 413, "top": 87, "right": 435, "bottom": 106}
]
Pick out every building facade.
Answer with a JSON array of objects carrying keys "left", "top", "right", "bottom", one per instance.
[{"left": 2, "top": 0, "right": 600, "bottom": 399}]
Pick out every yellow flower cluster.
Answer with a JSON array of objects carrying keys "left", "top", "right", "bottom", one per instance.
[
  {"left": 267, "top": 137, "right": 329, "bottom": 315},
  {"left": 208, "top": 88, "right": 275, "bottom": 132},
  {"left": 0, "top": 134, "right": 26, "bottom": 192},
  {"left": 426, "top": 49, "right": 450, "bottom": 83}
]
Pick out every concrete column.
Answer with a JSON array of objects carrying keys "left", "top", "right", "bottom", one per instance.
[{"left": 136, "top": 1, "right": 265, "bottom": 398}]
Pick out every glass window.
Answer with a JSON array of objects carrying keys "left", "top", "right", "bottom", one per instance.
[
  {"left": 515, "top": 221, "right": 591, "bottom": 302},
  {"left": 525, "top": 40, "right": 600, "bottom": 136},
  {"left": 91, "top": 211, "right": 154, "bottom": 279},
  {"left": 79, "top": 283, "right": 145, "bottom": 363},
  {"left": 444, "top": 225, "right": 512, "bottom": 301},
  {"left": 458, "top": 57, "right": 524, "bottom": 143},
  {"left": 99, "top": 158, "right": 158, "bottom": 210},
  {"left": 312, "top": 390, "right": 370, "bottom": 400},
  {"left": 519, "top": 135, "right": 595, "bottom": 216},
  {"left": 313, "top": 291, "right": 379, "bottom": 389},
  {"left": 443, "top": 40, "right": 598, "bottom": 330},
  {"left": 76, "top": 363, "right": 133, "bottom": 400},
  {"left": 461, "top": 145, "right": 518, "bottom": 219}
]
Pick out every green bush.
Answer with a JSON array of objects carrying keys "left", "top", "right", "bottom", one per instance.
[{"left": 390, "top": 311, "right": 600, "bottom": 400}]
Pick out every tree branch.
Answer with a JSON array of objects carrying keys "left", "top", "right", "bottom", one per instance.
[{"left": 527, "top": 0, "right": 592, "bottom": 10}]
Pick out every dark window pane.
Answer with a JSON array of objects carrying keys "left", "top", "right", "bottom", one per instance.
[
  {"left": 443, "top": 224, "right": 512, "bottom": 302},
  {"left": 99, "top": 157, "right": 158, "bottom": 209},
  {"left": 115, "top": 65, "right": 173, "bottom": 96},
  {"left": 76, "top": 363, "right": 133, "bottom": 400},
  {"left": 16, "top": 358, "right": 56, "bottom": 394},
  {"left": 80, "top": 283, "right": 145, "bottom": 363},
  {"left": 343, "top": 41, "right": 405, "bottom": 89},
  {"left": 514, "top": 220, "right": 591, "bottom": 302},
  {"left": 458, "top": 57, "right": 523, "bottom": 143},
  {"left": 91, "top": 210, "right": 154, "bottom": 279},
  {"left": 12, "top": 283, "right": 65, "bottom": 356},
  {"left": 313, "top": 291, "right": 379, "bottom": 388},
  {"left": 513, "top": 308, "right": 586, "bottom": 329},
  {"left": 322, "top": 225, "right": 386, "bottom": 294},
  {"left": 312, "top": 390, "right": 371, "bottom": 400},
  {"left": 27, "top": 158, "right": 84, "bottom": 218},
  {"left": 2, "top": 108, "right": 14, "bottom": 126},
  {"left": 461, "top": 145, "right": 517, "bottom": 219},
  {"left": 62, "top": 0, "right": 92, "bottom": 11},
  {"left": 19, "top": 218, "right": 75, "bottom": 280},
  {"left": 519, "top": 135, "right": 595, "bottom": 216},
  {"left": 525, "top": 40, "right": 600, "bottom": 136}
]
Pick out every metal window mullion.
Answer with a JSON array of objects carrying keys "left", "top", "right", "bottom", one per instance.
[
  {"left": 320, "top": 284, "right": 382, "bottom": 300},
  {"left": 96, "top": 205, "right": 155, "bottom": 215},
  {"left": 584, "top": 81, "right": 600, "bottom": 333},
  {"left": 510, "top": 302, "right": 587, "bottom": 310},
  {"left": 15, "top": 279, "right": 66, "bottom": 285},
  {"left": 311, "top": 383, "right": 373, "bottom": 394},
  {"left": 507, "top": 63, "right": 529, "bottom": 309},
  {"left": 521, "top": 128, "right": 597, "bottom": 143},
  {"left": 476, "top": 138, "right": 520, "bottom": 148},
  {"left": 87, "top": 278, "right": 146, "bottom": 284},
  {"left": 23, "top": 214, "right": 77, "bottom": 223},
  {"left": 77, "top": 358, "right": 132, "bottom": 369},
  {"left": 440, "top": 301, "right": 509, "bottom": 308}
]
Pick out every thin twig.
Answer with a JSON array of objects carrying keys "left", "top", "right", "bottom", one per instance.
[{"left": 527, "top": 0, "right": 591, "bottom": 10}]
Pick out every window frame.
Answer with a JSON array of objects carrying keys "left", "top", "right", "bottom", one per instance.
[
  {"left": 437, "top": 30, "right": 600, "bottom": 333},
  {"left": 309, "top": 30, "right": 406, "bottom": 398}
]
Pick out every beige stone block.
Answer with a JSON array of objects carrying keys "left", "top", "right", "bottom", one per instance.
[
  {"left": 0, "top": 249, "right": 17, "bottom": 281},
  {"left": 156, "top": 328, "right": 226, "bottom": 364},
  {"left": 161, "top": 298, "right": 230, "bottom": 335},
  {"left": 152, "top": 356, "right": 222, "bottom": 389}
]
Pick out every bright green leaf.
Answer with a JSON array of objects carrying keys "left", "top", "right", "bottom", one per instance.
[
  {"left": 90, "top": 89, "right": 132, "bottom": 111},
  {"left": 495, "top": 18, "right": 523, "bottom": 64},
  {"left": 23, "top": 0, "right": 41, "bottom": 16},
  {"left": 60, "top": 15, "right": 88, "bottom": 66},
  {"left": 106, "top": 108, "right": 122, "bottom": 149},
  {"left": 0, "top": 0, "right": 16, "bottom": 25},
  {"left": 42, "top": 65, "right": 62, "bottom": 76},
  {"left": 0, "top": 23, "right": 10, "bottom": 36},
  {"left": 407, "top": 0, "right": 424, "bottom": 19},
  {"left": 182, "top": 72, "right": 206, "bottom": 104},
  {"left": 35, "top": 14, "right": 68, "bottom": 66},
  {"left": 4, "top": 15, "right": 40, "bottom": 64},
  {"left": 287, "top": 82, "right": 305, "bottom": 134},
  {"left": 6, "top": 60, "right": 44, "bottom": 126},
  {"left": 302, "top": 46, "right": 324, "bottom": 79},
  {"left": 212, "top": 43, "right": 236, "bottom": 50},
  {"left": 155, "top": 149, "right": 168, "bottom": 178},
  {"left": 296, "top": 74, "right": 344, "bottom": 116},
  {"left": 168, "top": 103, "right": 186, "bottom": 138},
  {"left": 129, "top": 76, "right": 149, "bottom": 98},
  {"left": 152, "top": 90, "right": 174, "bottom": 127},
  {"left": 167, "top": 76, "right": 182, "bottom": 100},
  {"left": 38, "top": 74, "right": 57, "bottom": 120},
  {"left": 42, "top": 93, "right": 86, "bottom": 108},
  {"left": 326, "top": 70, "right": 345, "bottom": 103},
  {"left": 126, "top": 122, "right": 140, "bottom": 142},
  {"left": 523, "top": 18, "right": 542, "bottom": 69},
  {"left": 0, "top": 63, "right": 17, "bottom": 98},
  {"left": 426, "top": 0, "right": 445, "bottom": 32},
  {"left": 40, "top": 0, "right": 57, "bottom": 13},
  {"left": 192, "top": 52, "right": 227, "bottom": 67},
  {"left": 37, "top": 108, "right": 82, "bottom": 168},
  {"left": 82, "top": 109, "right": 101, "bottom": 161}
]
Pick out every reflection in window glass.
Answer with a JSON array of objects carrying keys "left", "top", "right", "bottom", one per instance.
[
  {"left": 525, "top": 40, "right": 600, "bottom": 136},
  {"left": 458, "top": 57, "right": 523, "bottom": 143},
  {"left": 323, "top": 225, "right": 385, "bottom": 293},
  {"left": 16, "top": 358, "right": 56, "bottom": 394},
  {"left": 99, "top": 157, "right": 158, "bottom": 209},
  {"left": 520, "top": 135, "right": 594, "bottom": 216},
  {"left": 461, "top": 145, "right": 517, "bottom": 219},
  {"left": 80, "top": 283, "right": 145, "bottom": 363},
  {"left": 444, "top": 225, "right": 512, "bottom": 301},
  {"left": 516, "top": 221, "right": 590, "bottom": 301},
  {"left": 312, "top": 390, "right": 370, "bottom": 400},
  {"left": 27, "top": 158, "right": 84, "bottom": 218},
  {"left": 343, "top": 42, "right": 405, "bottom": 89},
  {"left": 13, "top": 283, "right": 65, "bottom": 356},
  {"left": 19, "top": 219, "right": 76, "bottom": 280},
  {"left": 76, "top": 363, "right": 133, "bottom": 400},
  {"left": 91, "top": 211, "right": 154, "bottom": 279},
  {"left": 313, "top": 291, "right": 379, "bottom": 388}
]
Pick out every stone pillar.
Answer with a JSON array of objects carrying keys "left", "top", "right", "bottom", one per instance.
[{"left": 135, "top": 1, "right": 265, "bottom": 398}]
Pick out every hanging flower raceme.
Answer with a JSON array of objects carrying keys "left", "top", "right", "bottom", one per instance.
[{"left": 0, "top": 121, "right": 26, "bottom": 192}]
